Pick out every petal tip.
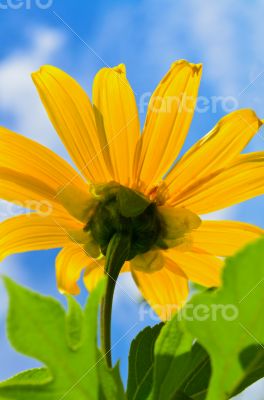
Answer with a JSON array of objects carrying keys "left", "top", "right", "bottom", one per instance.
[
  {"left": 58, "top": 284, "right": 80, "bottom": 296},
  {"left": 32, "top": 65, "right": 60, "bottom": 79},
  {"left": 239, "top": 109, "right": 263, "bottom": 127},
  {"left": 31, "top": 66, "right": 48, "bottom": 81},
  {"left": 31, "top": 70, "right": 39, "bottom": 80},
  {"left": 170, "top": 59, "right": 203, "bottom": 75},
  {"left": 113, "top": 63, "right": 126, "bottom": 75}
]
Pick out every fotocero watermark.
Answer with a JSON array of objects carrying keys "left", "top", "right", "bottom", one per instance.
[
  {"left": 138, "top": 92, "right": 239, "bottom": 115},
  {"left": 0, "top": 200, "right": 53, "bottom": 218},
  {"left": 0, "top": 0, "right": 53, "bottom": 9},
  {"left": 139, "top": 302, "right": 239, "bottom": 322}
]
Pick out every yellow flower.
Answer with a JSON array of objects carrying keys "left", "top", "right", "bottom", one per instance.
[{"left": 1, "top": 60, "right": 263, "bottom": 320}]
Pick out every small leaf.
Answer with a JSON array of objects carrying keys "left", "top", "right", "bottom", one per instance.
[
  {"left": 127, "top": 324, "right": 163, "bottom": 400},
  {"left": 0, "top": 277, "right": 125, "bottom": 400},
  {"left": 117, "top": 186, "right": 150, "bottom": 217},
  {"left": 98, "top": 356, "right": 126, "bottom": 400},
  {"left": 0, "top": 369, "right": 52, "bottom": 387},
  {"left": 66, "top": 296, "right": 84, "bottom": 350}
]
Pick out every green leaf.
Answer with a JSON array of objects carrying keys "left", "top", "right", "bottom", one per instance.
[
  {"left": 66, "top": 296, "right": 84, "bottom": 350},
  {"left": 170, "top": 393, "right": 193, "bottom": 400},
  {"left": 127, "top": 324, "right": 163, "bottom": 400},
  {"left": 149, "top": 316, "right": 210, "bottom": 400},
  {"left": 185, "top": 238, "right": 264, "bottom": 400},
  {"left": 177, "top": 343, "right": 211, "bottom": 400},
  {"left": 97, "top": 357, "right": 126, "bottom": 400},
  {"left": 117, "top": 186, "right": 150, "bottom": 217},
  {"left": 0, "top": 277, "right": 125, "bottom": 400},
  {"left": 150, "top": 240, "right": 264, "bottom": 399},
  {"left": 0, "top": 369, "right": 52, "bottom": 387}
]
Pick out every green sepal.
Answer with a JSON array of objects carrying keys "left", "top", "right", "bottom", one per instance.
[{"left": 117, "top": 186, "right": 151, "bottom": 217}]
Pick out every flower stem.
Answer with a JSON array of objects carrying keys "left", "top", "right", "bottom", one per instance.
[{"left": 100, "top": 233, "right": 130, "bottom": 367}]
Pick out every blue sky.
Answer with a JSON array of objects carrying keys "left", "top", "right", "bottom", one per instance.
[{"left": 0, "top": 1, "right": 264, "bottom": 398}]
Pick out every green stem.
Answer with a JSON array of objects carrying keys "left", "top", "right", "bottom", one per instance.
[{"left": 100, "top": 233, "right": 130, "bottom": 368}]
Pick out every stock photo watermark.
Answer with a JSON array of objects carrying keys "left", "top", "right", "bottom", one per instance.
[
  {"left": 138, "top": 93, "right": 239, "bottom": 115},
  {"left": 139, "top": 302, "right": 239, "bottom": 322},
  {"left": 0, "top": 200, "right": 53, "bottom": 218},
  {"left": 0, "top": 0, "right": 53, "bottom": 9}
]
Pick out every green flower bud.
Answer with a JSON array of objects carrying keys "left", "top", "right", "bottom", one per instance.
[{"left": 85, "top": 183, "right": 163, "bottom": 260}]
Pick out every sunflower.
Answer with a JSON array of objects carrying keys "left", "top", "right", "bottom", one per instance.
[{"left": 1, "top": 60, "right": 263, "bottom": 321}]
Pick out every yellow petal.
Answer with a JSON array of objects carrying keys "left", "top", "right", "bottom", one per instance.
[
  {"left": 0, "top": 127, "right": 86, "bottom": 192},
  {"left": 192, "top": 220, "right": 264, "bottom": 257},
  {"left": 84, "top": 258, "right": 130, "bottom": 292},
  {"left": 0, "top": 127, "right": 88, "bottom": 215},
  {"left": 93, "top": 64, "right": 140, "bottom": 186},
  {"left": 0, "top": 168, "right": 65, "bottom": 215},
  {"left": 132, "top": 263, "right": 189, "bottom": 321},
  {"left": 166, "top": 110, "right": 262, "bottom": 202},
  {"left": 172, "top": 152, "right": 264, "bottom": 214},
  {"left": 56, "top": 244, "right": 95, "bottom": 295},
  {"left": 0, "top": 214, "right": 81, "bottom": 261},
  {"left": 134, "top": 60, "right": 202, "bottom": 190},
  {"left": 83, "top": 259, "right": 105, "bottom": 292},
  {"left": 32, "top": 66, "right": 111, "bottom": 182},
  {"left": 166, "top": 249, "right": 223, "bottom": 287}
]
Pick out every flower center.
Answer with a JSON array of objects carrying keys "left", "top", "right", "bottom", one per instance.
[{"left": 85, "top": 183, "right": 164, "bottom": 260}]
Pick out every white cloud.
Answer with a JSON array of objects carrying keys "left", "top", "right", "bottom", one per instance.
[
  {"left": 93, "top": 0, "right": 264, "bottom": 108},
  {"left": 202, "top": 206, "right": 237, "bottom": 222},
  {"left": 0, "top": 26, "right": 66, "bottom": 149},
  {"left": 0, "top": 258, "right": 30, "bottom": 321},
  {"left": 0, "top": 23, "right": 85, "bottom": 252}
]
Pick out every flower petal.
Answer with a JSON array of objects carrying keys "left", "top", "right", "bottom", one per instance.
[
  {"left": 192, "top": 220, "right": 264, "bottom": 257},
  {"left": 83, "top": 259, "right": 105, "bottom": 292},
  {"left": 92, "top": 64, "right": 140, "bottom": 186},
  {"left": 166, "top": 109, "right": 262, "bottom": 202},
  {"left": 32, "top": 66, "right": 111, "bottom": 182},
  {"left": 166, "top": 249, "right": 223, "bottom": 287},
  {"left": 171, "top": 152, "right": 264, "bottom": 214},
  {"left": 0, "top": 214, "right": 81, "bottom": 261},
  {"left": 0, "top": 168, "right": 64, "bottom": 215},
  {"left": 132, "top": 263, "right": 189, "bottom": 321},
  {"left": 0, "top": 127, "right": 88, "bottom": 214},
  {"left": 134, "top": 60, "right": 202, "bottom": 191},
  {"left": 56, "top": 244, "right": 96, "bottom": 295},
  {"left": 84, "top": 259, "right": 130, "bottom": 292}
]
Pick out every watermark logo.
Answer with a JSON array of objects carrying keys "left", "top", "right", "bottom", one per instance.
[
  {"left": 0, "top": 200, "right": 53, "bottom": 218},
  {"left": 138, "top": 93, "right": 239, "bottom": 115},
  {"left": 0, "top": 0, "right": 53, "bottom": 10},
  {"left": 139, "top": 302, "right": 239, "bottom": 322}
]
